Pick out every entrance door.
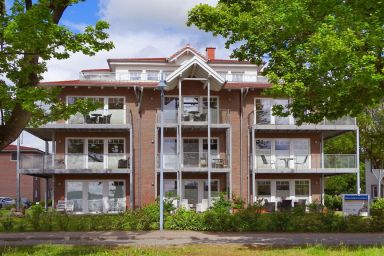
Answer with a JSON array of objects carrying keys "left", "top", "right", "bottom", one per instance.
[{"left": 183, "top": 181, "right": 199, "bottom": 205}]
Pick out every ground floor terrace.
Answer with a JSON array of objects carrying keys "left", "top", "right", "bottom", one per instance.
[
  {"left": 52, "top": 174, "right": 131, "bottom": 214},
  {"left": 253, "top": 174, "right": 323, "bottom": 211}
]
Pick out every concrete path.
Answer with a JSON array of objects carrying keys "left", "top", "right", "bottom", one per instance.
[{"left": 1, "top": 231, "right": 384, "bottom": 247}]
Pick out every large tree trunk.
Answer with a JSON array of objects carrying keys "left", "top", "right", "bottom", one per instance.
[{"left": 0, "top": 104, "right": 32, "bottom": 150}]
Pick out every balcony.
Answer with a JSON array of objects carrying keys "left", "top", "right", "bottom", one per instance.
[
  {"left": 251, "top": 154, "right": 357, "bottom": 174},
  {"left": 248, "top": 111, "right": 356, "bottom": 131},
  {"left": 80, "top": 71, "right": 267, "bottom": 83},
  {"left": 157, "top": 153, "right": 230, "bottom": 172},
  {"left": 68, "top": 109, "right": 128, "bottom": 125},
  {"left": 19, "top": 153, "right": 131, "bottom": 174},
  {"left": 156, "top": 109, "right": 230, "bottom": 127}
]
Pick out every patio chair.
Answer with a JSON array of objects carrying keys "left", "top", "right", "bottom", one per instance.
[
  {"left": 261, "top": 155, "right": 274, "bottom": 167},
  {"left": 85, "top": 115, "right": 97, "bottom": 124},
  {"left": 180, "top": 199, "right": 190, "bottom": 210},
  {"left": 199, "top": 158, "right": 208, "bottom": 167},
  {"left": 279, "top": 199, "right": 292, "bottom": 211},
  {"left": 295, "top": 155, "right": 308, "bottom": 169},
  {"left": 101, "top": 114, "right": 112, "bottom": 124},
  {"left": 118, "top": 159, "right": 128, "bottom": 168},
  {"left": 196, "top": 199, "right": 209, "bottom": 212},
  {"left": 57, "top": 200, "right": 74, "bottom": 213}
]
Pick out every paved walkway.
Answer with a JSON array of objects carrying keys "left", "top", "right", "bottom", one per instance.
[{"left": 1, "top": 231, "right": 384, "bottom": 247}]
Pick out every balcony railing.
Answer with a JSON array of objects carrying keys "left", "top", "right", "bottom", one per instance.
[
  {"left": 67, "top": 109, "right": 129, "bottom": 125},
  {"left": 20, "top": 153, "right": 131, "bottom": 170},
  {"left": 157, "top": 152, "right": 230, "bottom": 170},
  {"left": 157, "top": 109, "right": 230, "bottom": 125},
  {"left": 248, "top": 111, "right": 356, "bottom": 127},
  {"left": 80, "top": 71, "right": 268, "bottom": 83},
  {"left": 251, "top": 154, "right": 356, "bottom": 171}
]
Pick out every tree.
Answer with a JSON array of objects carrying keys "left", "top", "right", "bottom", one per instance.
[
  {"left": 187, "top": 0, "right": 384, "bottom": 124},
  {"left": 0, "top": 0, "right": 114, "bottom": 150}
]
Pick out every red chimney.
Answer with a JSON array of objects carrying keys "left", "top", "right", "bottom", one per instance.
[{"left": 206, "top": 47, "right": 216, "bottom": 60}]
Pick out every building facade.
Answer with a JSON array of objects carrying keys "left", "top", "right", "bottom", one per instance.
[
  {"left": 19, "top": 45, "right": 360, "bottom": 213},
  {"left": 0, "top": 145, "right": 47, "bottom": 202}
]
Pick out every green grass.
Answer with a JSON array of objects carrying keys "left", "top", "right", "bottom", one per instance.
[{"left": 1, "top": 245, "right": 384, "bottom": 256}]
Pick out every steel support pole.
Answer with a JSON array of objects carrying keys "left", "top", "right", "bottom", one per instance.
[
  {"left": 251, "top": 129, "right": 255, "bottom": 204},
  {"left": 178, "top": 78, "right": 182, "bottom": 201},
  {"left": 229, "top": 127, "right": 232, "bottom": 200},
  {"left": 130, "top": 126, "right": 134, "bottom": 209},
  {"left": 356, "top": 128, "right": 361, "bottom": 194},
  {"left": 16, "top": 136, "right": 21, "bottom": 211},
  {"left": 207, "top": 79, "right": 212, "bottom": 207},
  {"left": 44, "top": 141, "right": 49, "bottom": 210},
  {"left": 159, "top": 86, "right": 165, "bottom": 231}
]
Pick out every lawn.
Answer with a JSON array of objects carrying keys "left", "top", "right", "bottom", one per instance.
[{"left": 1, "top": 245, "right": 384, "bottom": 256}]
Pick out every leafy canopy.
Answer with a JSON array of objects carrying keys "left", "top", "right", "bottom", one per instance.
[
  {"left": 188, "top": 0, "right": 384, "bottom": 123},
  {"left": 0, "top": 0, "right": 114, "bottom": 149}
]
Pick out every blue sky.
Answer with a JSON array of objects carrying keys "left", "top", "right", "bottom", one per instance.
[{"left": 12, "top": 0, "right": 235, "bottom": 150}]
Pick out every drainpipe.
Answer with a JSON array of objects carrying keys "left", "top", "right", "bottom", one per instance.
[
  {"left": 208, "top": 78, "right": 212, "bottom": 207},
  {"left": 356, "top": 127, "right": 361, "bottom": 194},
  {"left": 16, "top": 136, "right": 20, "bottom": 211}
]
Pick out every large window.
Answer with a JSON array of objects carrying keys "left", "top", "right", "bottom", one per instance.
[
  {"left": 66, "top": 138, "right": 126, "bottom": 169},
  {"left": 257, "top": 181, "right": 271, "bottom": 196},
  {"left": 254, "top": 98, "right": 290, "bottom": 125},
  {"left": 66, "top": 180, "right": 126, "bottom": 213},
  {"left": 129, "top": 70, "right": 141, "bottom": 80},
  {"left": 147, "top": 70, "right": 159, "bottom": 80},
  {"left": 67, "top": 96, "right": 125, "bottom": 124},
  {"left": 295, "top": 180, "right": 310, "bottom": 196},
  {"left": 183, "top": 138, "right": 220, "bottom": 168},
  {"left": 255, "top": 139, "right": 310, "bottom": 169},
  {"left": 276, "top": 181, "right": 290, "bottom": 199}
]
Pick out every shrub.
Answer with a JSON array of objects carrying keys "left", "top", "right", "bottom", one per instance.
[
  {"left": 325, "top": 195, "right": 342, "bottom": 211},
  {"left": 165, "top": 208, "right": 204, "bottom": 230},
  {"left": 1, "top": 215, "right": 14, "bottom": 231},
  {"left": 27, "top": 204, "right": 44, "bottom": 231}
]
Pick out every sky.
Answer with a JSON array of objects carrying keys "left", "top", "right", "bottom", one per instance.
[{"left": 13, "top": 0, "right": 234, "bottom": 151}]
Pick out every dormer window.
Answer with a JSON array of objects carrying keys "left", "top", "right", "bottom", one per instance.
[
  {"left": 147, "top": 70, "right": 159, "bottom": 80},
  {"left": 232, "top": 72, "right": 244, "bottom": 82},
  {"left": 129, "top": 70, "right": 141, "bottom": 80}
]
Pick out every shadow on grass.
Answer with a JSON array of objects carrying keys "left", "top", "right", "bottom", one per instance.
[{"left": 0, "top": 245, "right": 120, "bottom": 256}]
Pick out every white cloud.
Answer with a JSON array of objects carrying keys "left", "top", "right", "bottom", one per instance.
[{"left": 43, "top": 0, "right": 233, "bottom": 82}]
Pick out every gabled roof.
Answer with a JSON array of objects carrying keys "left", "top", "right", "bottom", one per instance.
[
  {"left": 2, "top": 145, "right": 43, "bottom": 153},
  {"left": 168, "top": 44, "right": 207, "bottom": 62},
  {"left": 107, "top": 58, "right": 167, "bottom": 63},
  {"left": 165, "top": 56, "right": 225, "bottom": 91}
]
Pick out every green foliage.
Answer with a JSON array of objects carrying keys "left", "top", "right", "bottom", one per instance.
[
  {"left": 27, "top": 204, "right": 43, "bottom": 231},
  {"left": 188, "top": 0, "right": 384, "bottom": 123},
  {"left": 324, "top": 195, "right": 342, "bottom": 211},
  {"left": 0, "top": 0, "right": 114, "bottom": 149},
  {"left": 165, "top": 208, "right": 205, "bottom": 230}
]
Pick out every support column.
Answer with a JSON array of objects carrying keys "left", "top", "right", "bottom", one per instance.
[
  {"left": 251, "top": 129, "right": 255, "bottom": 204},
  {"left": 228, "top": 127, "right": 232, "bottom": 200},
  {"left": 51, "top": 175, "right": 55, "bottom": 208},
  {"left": 45, "top": 178, "right": 48, "bottom": 210},
  {"left": 16, "top": 136, "right": 21, "bottom": 211},
  {"left": 207, "top": 79, "right": 212, "bottom": 207},
  {"left": 178, "top": 78, "right": 182, "bottom": 201},
  {"left": 321, "top": 132, "right": 324, "bottom": 169},
  {"left": 356, "top": 127, "right": 361, "bottom": 194},
  {"left": 51, "top": 132, "right": 56, "bottom": 167},
  {"left": 321, "top": 174, "right": 325, "bottom": 205},
  {"left": 129, "top": 127, "right": 134, "bottom": 209}
]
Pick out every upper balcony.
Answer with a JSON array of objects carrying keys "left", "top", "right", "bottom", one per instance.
[
  {"left": 19, "top": 153, "right": 131, "bottom": 176},
  {"left": 156, "top": 152, "right": 230, "bottom": 173},
  {"left": 156, "top": 109, "right": 230, "bottom": 128},
  {"left": 80, "top": 71, "right": 267, "bottom": 83},
  {"left": 250, "top": 153, "right": 357, "bottom": 174}
]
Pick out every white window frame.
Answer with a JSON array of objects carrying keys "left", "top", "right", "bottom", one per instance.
[
  {"left": 255, "top": 179, "right": 312, "bottom": 203},
  {"left": 254, "top": 98, "right": 294, "bottom": 125},
  {"left": 66, "top": 96, "right": 126, "bottom": 124},
  {"left": 181, "top": 179, "right": 220, "bottom": 205},
  {"left": 255, "top": 138, "right": 311, "bottom": 169},
  {"left": 65, "top": 137, "right": 126, "bottom": 169},
  {"left": 181, "top": 137, "right": 220, "bottom": 167},
  {"left": 65, "top": 179, "right": 126, "bottom": 214}
]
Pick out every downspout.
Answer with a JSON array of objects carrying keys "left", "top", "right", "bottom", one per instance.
[{"left": 136, "top": 86, "right": 144, "bottom": 207}]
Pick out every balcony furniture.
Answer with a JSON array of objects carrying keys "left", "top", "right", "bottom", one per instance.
[
  {"left": 199, "top": 158, "right": 208, "bottom": 168},
  {"left": 88, "top": 153, "right": 103, "bottom": 162},
  {"left": 91, "top": 113, "right": 103, "bottom": 123},
  {"left": 100, "top": 114, "right": 112, "bottom": 124},
  {"left": 213, "top": 158, "right": 227, "bottom": 168},
  {"left": 199, "top": 113, "right": 207, "bottom": 121},
  {"left": 278, "top": 199, "right": 292, "bottom": 211},
  {"left": 85, "top": 115, "right": 97, "bottom": 124},
  {"left": 294, "top": 199, "right": 307, "bottom": 209},
  {"left": 118, "top": 159, "right": 128, "bottom": 168},
  {"left": 260, "top": 155, "right": 274, "bottom": 167},
  {"left": 56, "top": 200, "right": 74, "bottom": 213},
  {"left": 196, "top": 199, "right": 209, "bottom": 212},
  {"left": 55, "top": 159, "right": 65, "bottom": 169},
  {"left": 188, "top": 111, "right": 200, "bottom": 122},
  {"left": 279, "top": 157, "right": 295, "bottom": 168},
  {"left": 266, "top": 202, "right": 276, "bottom": 212},
  {"left": 295, "top": 155, "right": 308, "bottom": 169},
  {"left": 180, "top": 199, "right": 190, "bottom": 210}
]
